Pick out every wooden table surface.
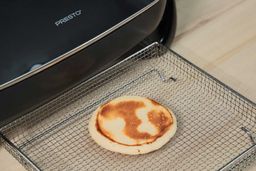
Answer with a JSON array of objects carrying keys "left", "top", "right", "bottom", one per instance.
[{"left": 1, "top": 0, "right": 256, "bottom": 170}]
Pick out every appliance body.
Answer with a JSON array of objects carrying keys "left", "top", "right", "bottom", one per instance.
[{"left": 0, "top": 0, "right": 176, "bottom": 127}]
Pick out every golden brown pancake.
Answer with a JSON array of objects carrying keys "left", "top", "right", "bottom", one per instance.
[{"left": 89, "top": 96, "right": 177, "bottom": 155}]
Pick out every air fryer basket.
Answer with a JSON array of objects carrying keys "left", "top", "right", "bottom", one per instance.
[{"left": 1, "top": 43, "right": 256, "bottom": 171}]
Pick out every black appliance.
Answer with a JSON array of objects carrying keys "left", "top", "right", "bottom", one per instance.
[{"left": 0, "top": 0, "right": 176, "bottom": 127}]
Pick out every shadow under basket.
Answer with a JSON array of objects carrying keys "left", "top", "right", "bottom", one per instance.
[{"left": 1, "top": 43, "right": 256, "bottom": 171}]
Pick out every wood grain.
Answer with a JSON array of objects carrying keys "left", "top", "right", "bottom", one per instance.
[{"left": 173, "top": 0, "right": 256, "bottom": 103}]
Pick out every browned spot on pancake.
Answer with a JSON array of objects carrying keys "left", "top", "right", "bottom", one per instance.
[
  {"left": 99, "top": 101, "right": 153, "bottom": 140},
  {"left": 96, "top": 99, "right": 173, "bottom": 146},
  {"left": 148, "top": 110, "right": 172, "bottom": 136}
]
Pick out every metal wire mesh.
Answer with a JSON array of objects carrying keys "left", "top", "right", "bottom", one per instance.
[{"left": 1, "top": 43, "right": 256, "bottom": 171}]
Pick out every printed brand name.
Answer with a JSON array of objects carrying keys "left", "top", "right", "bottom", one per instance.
[{"left": 55, "top": 10, "right": 82, "bottom": 26}]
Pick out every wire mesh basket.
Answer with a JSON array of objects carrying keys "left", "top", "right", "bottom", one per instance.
[{"left": 1, "top": 43, "right": 256, "bottom": 171}]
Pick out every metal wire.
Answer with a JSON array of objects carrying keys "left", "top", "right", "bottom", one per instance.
[{"left": 1, "top": 43, "right": 256, "bottom": 171}]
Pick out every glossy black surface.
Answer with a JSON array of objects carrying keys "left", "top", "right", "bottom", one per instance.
[
  {"left": 0, "top": 0, "right": 154, "bottom": 85},
  {"left": 0, "top": 0, "right": 176, "bottom": 127}
]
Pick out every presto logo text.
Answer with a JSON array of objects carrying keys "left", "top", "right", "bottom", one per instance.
[{"left": 55, "top": 10, "right": 82, "bottom": 27}]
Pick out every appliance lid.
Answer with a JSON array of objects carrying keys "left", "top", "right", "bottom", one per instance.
[{"left": 0, "top": 0, "right": 158, "bottom": 89}]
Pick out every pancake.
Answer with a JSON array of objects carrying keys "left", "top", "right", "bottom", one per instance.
[{"left": 88, "top": 96, "right": 177, "bottom": 155}]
